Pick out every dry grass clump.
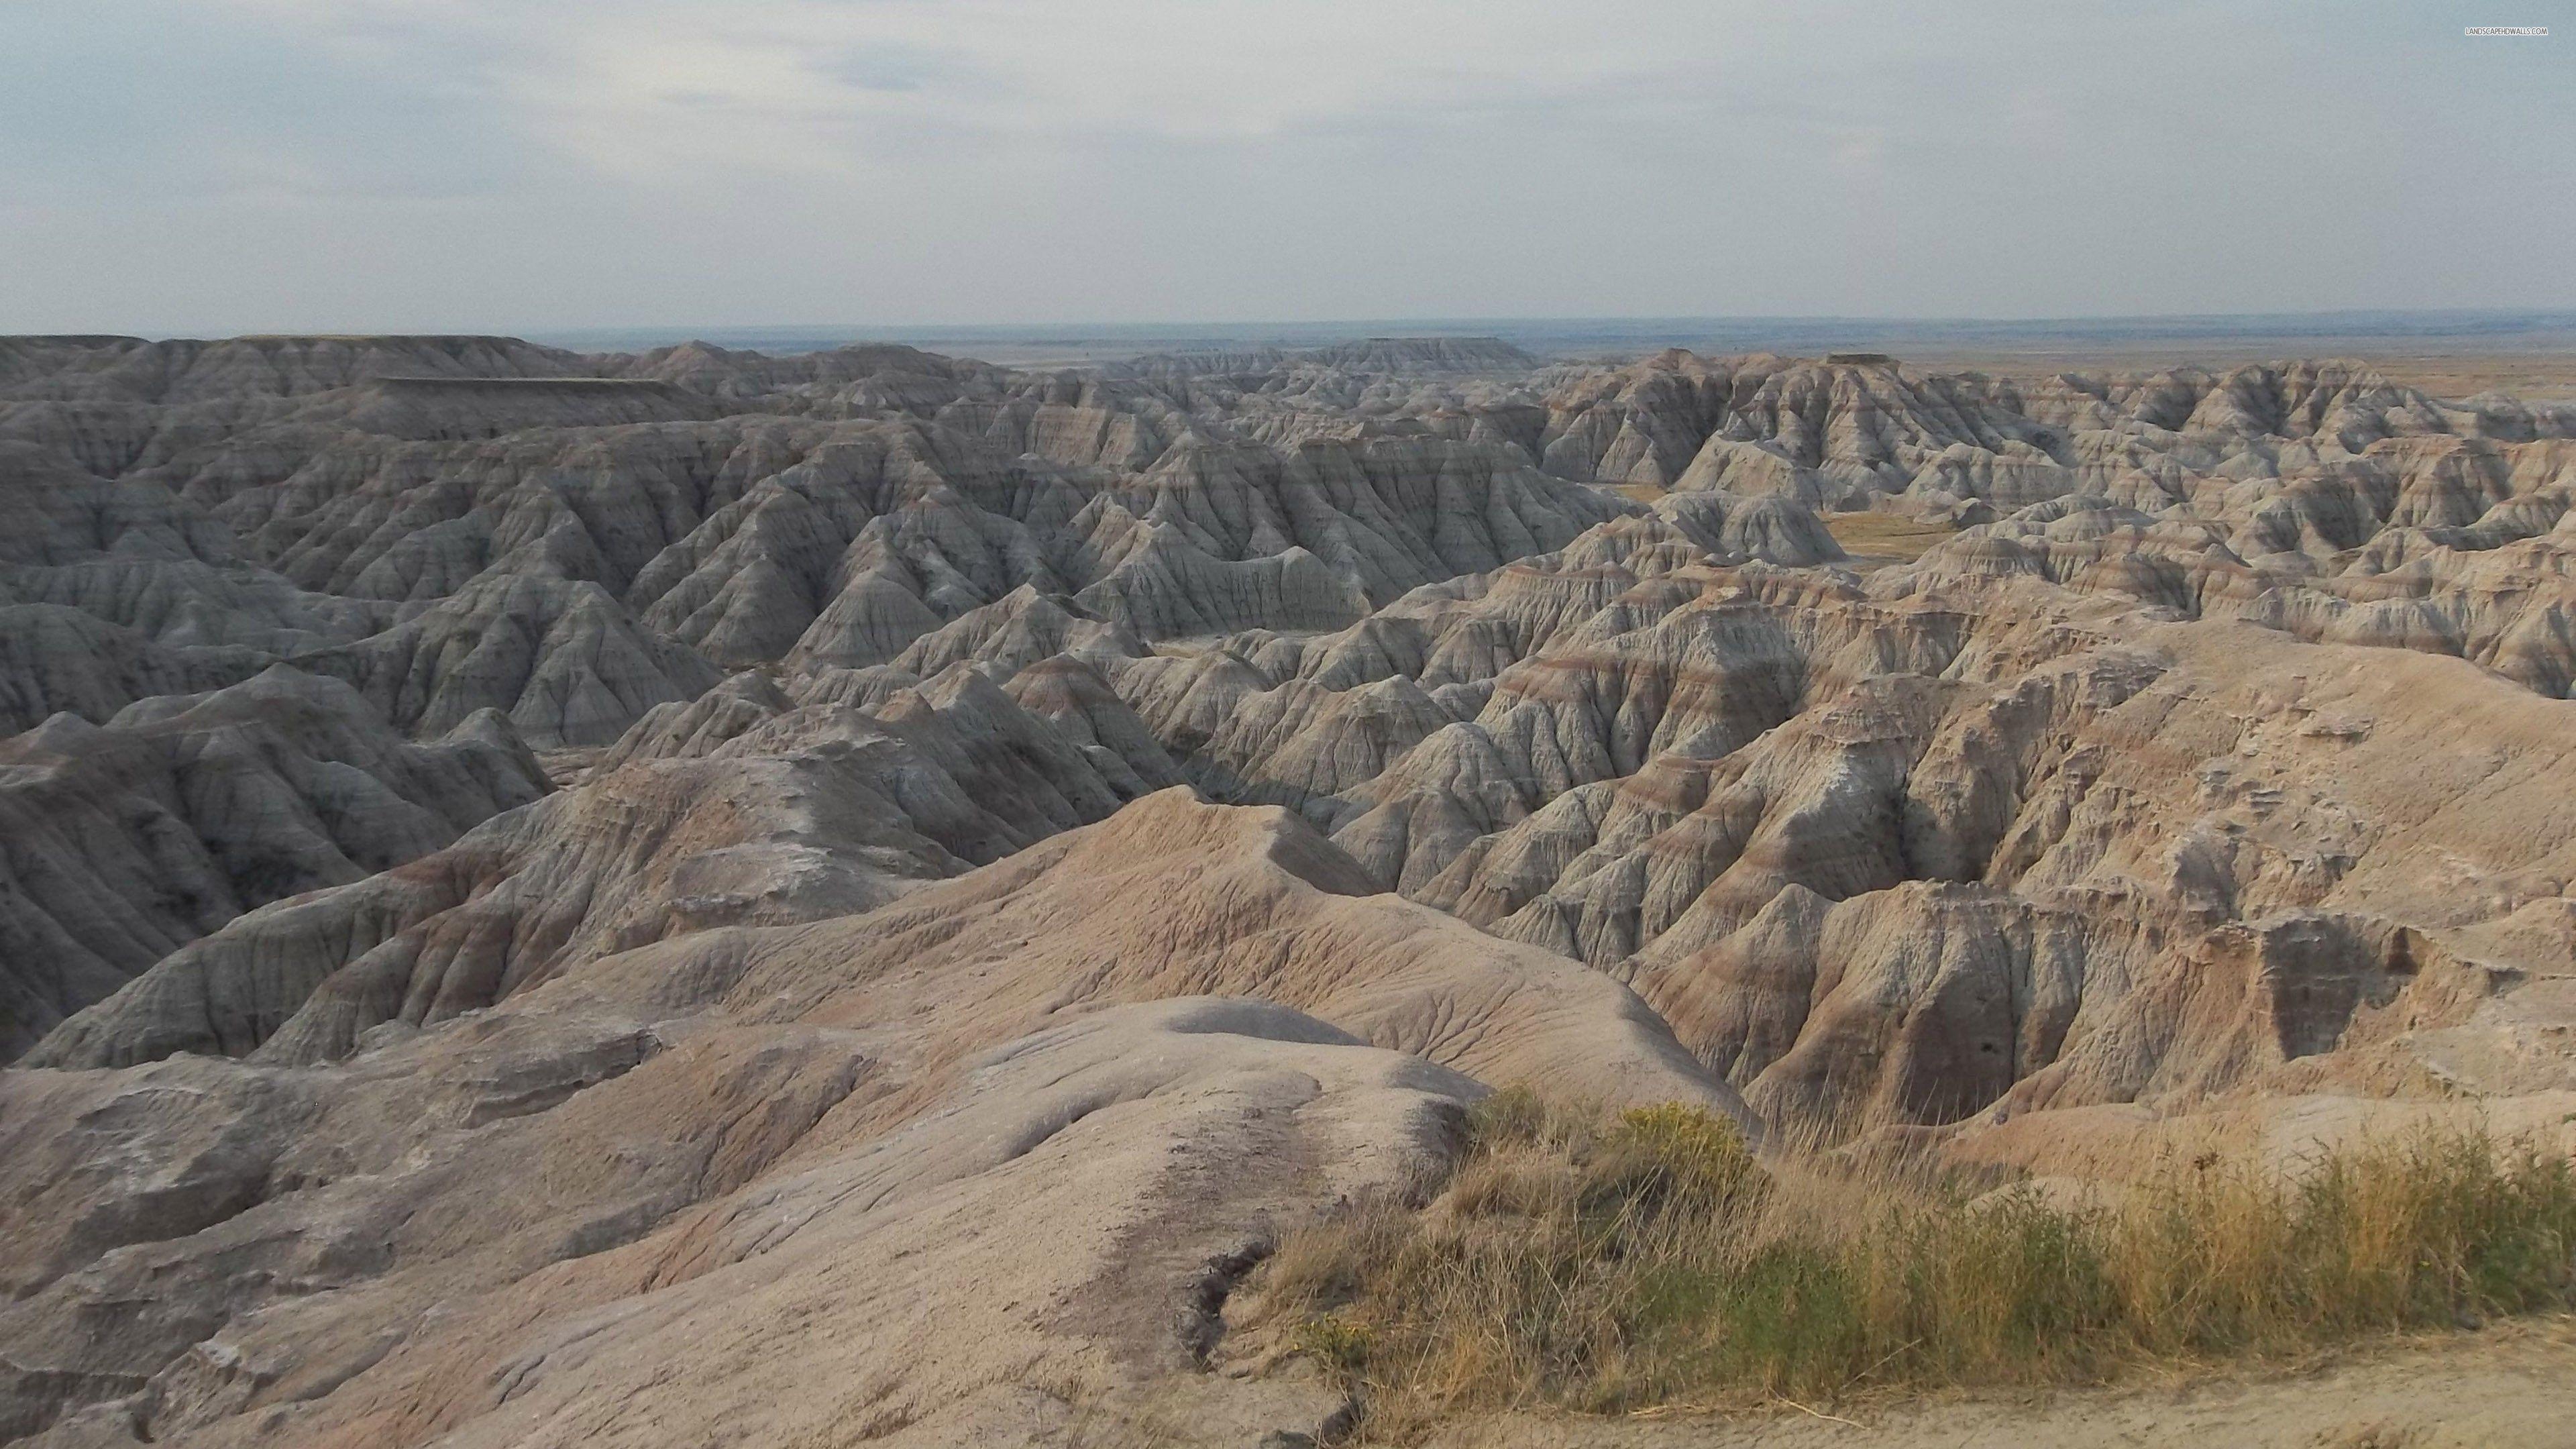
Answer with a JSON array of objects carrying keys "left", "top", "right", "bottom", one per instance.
[
  {"left": 1243, "top": 1088, "right": 2576, "bottom": 1430},
  {"left": 1821, "top": 511, "right": 1956, "bottom": 564}
]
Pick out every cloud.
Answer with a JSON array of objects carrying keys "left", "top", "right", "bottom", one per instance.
[
  {"left": 6, "top": 0, "right": 2573, "bottom": 332},
  {"left": 151, "top": 1, "right": 1837, "bottom": 174}
]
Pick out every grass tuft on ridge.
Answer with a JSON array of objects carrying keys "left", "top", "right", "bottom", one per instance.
[{"left": 1242, "top": 1087, "right": 2576, "bottom": 1432}]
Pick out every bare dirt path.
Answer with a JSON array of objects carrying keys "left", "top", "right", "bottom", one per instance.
[{"left": 1421, "top": 1318, "right": 2576, "bottom": 1449}]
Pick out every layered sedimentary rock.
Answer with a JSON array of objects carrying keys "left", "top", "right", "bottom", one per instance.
[
  {"left": 295, "top": 574, "right": 724, "bottom": 748},
  {"left": 1892, "top": 435, "right": 2576, "bottom": 697},
  {"left": 27, "top": 659, "right": 1187, "bottom": 1071},
  {"left": 0, "top": 791, "right": 1725, "bottom": 1446},
  {"left": 0, "top": 667, "right": 547, "bottom": 1058},
  {"left": 9, "top": 333, "right": 2576, "bottom": 1448},
  {"left": 0, "top": 605, "right": 267, "bottom": 733}
]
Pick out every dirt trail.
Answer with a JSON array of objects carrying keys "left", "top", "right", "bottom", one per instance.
[{"left": 1424, "top": 1318, "right": 2576, "bottom": 1449}]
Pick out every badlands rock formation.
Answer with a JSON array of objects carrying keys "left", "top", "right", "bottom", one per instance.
[
  {"left": 0, "top": 667, "right": 547, "bottom": 1058},
  {"left": 4, "top": 333, "right": 2576, "bottom": 1446}
]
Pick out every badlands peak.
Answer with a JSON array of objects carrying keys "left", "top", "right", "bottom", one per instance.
[{"left": 5, "top": 331, "right": 2576, "bottom": 1445}]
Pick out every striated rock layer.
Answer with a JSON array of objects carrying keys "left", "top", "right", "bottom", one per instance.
[{"left": 8, "top": 333, "right": 2576, "bottom": 1446}]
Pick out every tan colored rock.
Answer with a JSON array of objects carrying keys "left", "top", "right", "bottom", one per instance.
[{"left": 13, "top": 334, "right": 2576, "bottom": 1446}]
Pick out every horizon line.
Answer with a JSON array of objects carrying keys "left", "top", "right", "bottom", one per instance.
[{"left": 17, "top": 305, "right": 2576, "bottom": 347}]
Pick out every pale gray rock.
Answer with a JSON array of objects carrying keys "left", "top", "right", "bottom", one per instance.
[
  {"left": 890, "top": 584, "right": 1143, "bottom": 678},
  {"left": 0, "top": 333, "right": 591, "bottom": 405},
  {"left": 26, "top": 655, "right": 1172, "bottom": 1070},
  {"left": 0, "top": 666, "right": 547, "bottom": 1059},
  {"left": 15, "top": 335, "right": 2576, "bottom": 1446},
  {"left": 306, "top": 376, "right": 724, "bottom": 440},
  {"left": 0, "top": 605, "right": 267, "bottom": 733},
  {"left": 1303, "top": 335, "right": 1536, "bottom": 374},
  {"left": 296, "top": 574, "right": 724, "bottom": 747}
]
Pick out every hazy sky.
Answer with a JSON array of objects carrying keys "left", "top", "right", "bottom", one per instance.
[{"left": 6, "top": 1, "right": 2571, "bottom": 334}]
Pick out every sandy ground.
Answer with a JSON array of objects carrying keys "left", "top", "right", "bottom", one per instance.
[{"left": 1413, "top": 1318, "right": 2576, "bottom": 1449}]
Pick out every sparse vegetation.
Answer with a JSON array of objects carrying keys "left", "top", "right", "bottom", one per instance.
[
  {"left": 1244, "top": 1088, "right": 2576, "bottom": 1434},
  {"left": 1821, "top": 511, "right": 1957, "bottom": 564}
]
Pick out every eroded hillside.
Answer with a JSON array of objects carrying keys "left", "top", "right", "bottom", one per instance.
[{"left": 5, "top": 334, "right": 2576, "bottom": 1446}]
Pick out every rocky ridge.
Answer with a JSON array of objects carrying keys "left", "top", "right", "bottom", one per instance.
[{"left": 4, "top": 335, "right": 2576, "bottom": 1447}]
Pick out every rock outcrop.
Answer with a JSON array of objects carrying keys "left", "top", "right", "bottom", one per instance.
[
  {"left": 296, "top": 575, "right": 725, "bottom": 748},
  {"left": 9, "top": 333, "right": 2576, "bottom": 1448},
  {"left": 0, "top": 791, "right": 1727, "bottom": 1447},
  {"left": 0, "top": 667, "right": 547, "bottom": 1059}
]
